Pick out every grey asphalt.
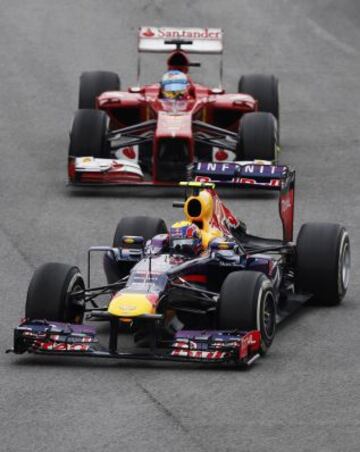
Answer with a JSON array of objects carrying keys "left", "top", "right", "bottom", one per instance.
[{"left": 1, "top": 1, "right": 360, "bottom": 451}]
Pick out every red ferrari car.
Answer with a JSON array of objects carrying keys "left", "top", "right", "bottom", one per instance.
[{"left": 68, "top": 27, "right": 279, "bottom": 186}]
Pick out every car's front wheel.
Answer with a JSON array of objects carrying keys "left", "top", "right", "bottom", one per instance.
[
  {"left": 218, "top": 271, "right": 276, "bottom": 354},
  {"left": 238, "top": 73, "right": 279, "bottom": 141},
  {"left": 68, "top": 109, "right": 109, "bottom": 159},
  {"left": 237, "top": 112, "right": 277, "bottom": 161},
  {"left": 79, "top": 71, "right": 120, "bottom": 109},
  {"left": 26, "top": 263, "right": 85, "bottom": 323}
]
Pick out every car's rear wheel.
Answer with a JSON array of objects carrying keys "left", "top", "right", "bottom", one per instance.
[
  {"left": 218, "top": 271, "right": 276, "bottom": 354},
  {"left": 238, "top": 74, "right": 279, "bottom": 140},
  {"left": 295, "top": 223, "right": 350, "bottom": 306},
  {"left": 104, "top": 216, "right": 168, "bottom": 284},
  {"left": 238, "top": 112, "right": 277, "bottom": 161},
  {"left": 26, "top": 263, "right": 85, "bottom": 323},
  {"left": 79, "top": 71, "right": 120, "bottom": 109},
  {"left": 68, "top": 109, "right": 109, "bottom": 158},
  {"left": 113, "top": 216, "right": 168, "bottom": 248}
]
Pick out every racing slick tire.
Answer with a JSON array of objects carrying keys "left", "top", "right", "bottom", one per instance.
[
  {"left": 238, "top": 74, "right": 279, "bottom": 140},
  {"left": 238, "top": 112, "right": 277, "bottom": 161},
  {"left": 218, "top": 271, "right": 276, "bottom": 354},
  {"left": 104, "top": 216, "right": 168, "bottom": 284},
  {"left": 113, "top": 216, "right": 168, "bottom": 248},
  {"left": 25, "top": 263, "right": 85, "bottom": 324},
  {"left": 68, "top": 109, "right": 109, "bottom": 158},
  {"left": 79, "top": 71, "right": 120, "bottom": 109},
  {"left": 295, "top": 223, "right": 350, "bottom": 306}
]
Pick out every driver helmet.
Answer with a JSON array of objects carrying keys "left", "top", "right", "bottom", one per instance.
[
  {"left": 161, "top": 70, "right": 189, "bottom": 100},
  {"left": 169, "top": 221, "right": 202, "bottom": 256}
]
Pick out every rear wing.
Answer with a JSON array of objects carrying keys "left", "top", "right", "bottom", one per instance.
[
  {"left": 138, "top": 27, "right": 223, "bottom": 54},
  {"left": 137, "top": 26, "right": 224, "bottom": 89},
  {"left": 192, "top": 162, "right": 296, "bottom": 242}
]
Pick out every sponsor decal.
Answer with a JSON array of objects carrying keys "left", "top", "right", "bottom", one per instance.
[
  {"left": 112, "top": 161, "right": 124, "bottom": 169},
  {"left": 280, "top": 187, "right": 294, "bottom": 242},
  {"left": 239, "top": 332, "right": 260, "bottom": 359},
  {"left": 118, "top": 305, "right": 137, "bottom": 312},
  {"left": 142, "top": 27, "right": 156, "bottom": 37},
  {"left": 281, "top": 198, "right": 292, "bottom": 212},
  {"left": 195, "top": 162, "right": 236, "bottom": 175},
  {"left": 115, "top": 145, "right": 139, "bottom": 162},
  {"left": 212, "top": 148, "right": 236, "bottom": 163},
  {"left": 233, "top": 177, "right": 281, "bottom": 187},
  {"left": 123, "top": 147, "right": 136, "bottom": 160},
  {"left": 242, "top": 164, "right": 282, "bottom": 176},
  {"left": 140, "top": 27, "right": 222, "bottom": 41},
  {"left": 81, "top": 157, "right": 93, "bottom": 164},
  {"left": 36, "top": 341, "right": 90, "bottom": 352},
  {"left": 171, "top": 349, "right": 226, "bottom": 360},
  {"left": 194, "top": 175, "right": 211, "bottom": 182}
]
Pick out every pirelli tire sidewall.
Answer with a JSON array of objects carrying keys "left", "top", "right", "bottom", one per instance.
[
  {"left": 79, "top": 70, "right": 120, "bottom": 109},
  {"left": 69, "top": 109, "right": 109, "bottom": 159},
  {"left": 238, "top": 73, "right": 279, "bottom": 142},
  {"left": 218, "top": 271, "right": 276, "bottom": 355},
  {"left": 295, "top": 223, "right": 350, "bottom": 306},
  {"left": 25, "top": 263, "right": 85, "bottom": 324},
  {"left": 238, "top": 112, "right": 277, "bottom": 162}
]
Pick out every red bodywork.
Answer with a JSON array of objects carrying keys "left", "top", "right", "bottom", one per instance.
[
  {"left": 69, "top": 74, "right": 258, "bottom": 185},
  {"left": 97, "top": 83, "right": 256, "bottom": 130}
]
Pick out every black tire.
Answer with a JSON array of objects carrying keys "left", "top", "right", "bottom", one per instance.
[
  {"left": 295, "top": 223, "right": 350, "bottom": 306},
  {"left": 238, "top": 112, "right": 277, "bottom": 161},
  {"left": 104, "top": 216, "right": 168, "bottom": 284},
  {"left": 238, "top": 74, "right": 279, "bottom": 133},
  {"left": 68, "top": 109, "right": 109, "bottom": 158},
  {"left": 79, "top": 71, "right": 120, "bottom": 109},
  {"left": 113, "top": 216, "right": 168, "bottom": 247},
  {"left": 26, "top": 263, "right": 85, "bottom": 323},
  {"left": 218, "top": 271, "right": 276, "bottom": 354}
]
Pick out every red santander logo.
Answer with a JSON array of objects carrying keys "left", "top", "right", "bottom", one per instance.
[
  {"left": 142, "top": 27, "right": 155, "bottom": 37},
  {"left": 141, "top": 27, "right": 222, "bottom": 40}
]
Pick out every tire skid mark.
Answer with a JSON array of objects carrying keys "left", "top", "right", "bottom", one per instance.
[
  {"left": 0, "top": 222, "right": 35, "bottom": 270},
  {"left": 305, "top": 17, "right": 358, "bottom": 56},
  {"left": 130, "top": 374, "right": 208, "bottom": 452}
]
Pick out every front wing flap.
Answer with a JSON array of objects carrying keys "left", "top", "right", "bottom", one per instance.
[
  {"left": 9, "top": 320, "right": 261, "bottom": 367},
  {"left": 69, "top": 157, "right": 146, "bottom": 185}
]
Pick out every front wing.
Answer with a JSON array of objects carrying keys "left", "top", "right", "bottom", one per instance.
[
  {"left": 68, "top": 158, "right": 289, "bottom": 190},
  {"left": 8, "top": 320, "right": 261, "bottom": 367}
]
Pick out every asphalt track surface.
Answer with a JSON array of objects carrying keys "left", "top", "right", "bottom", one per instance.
[{"left": 1, "top": 1, "right": 360, "bottom": 451}]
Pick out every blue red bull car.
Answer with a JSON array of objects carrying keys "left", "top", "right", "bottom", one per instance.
[
  {"left": 9, "top": 167, "right": 350, "bottom": 367},
  {"left": 68, "top": 26, "right": 280, "bottom": 186}
]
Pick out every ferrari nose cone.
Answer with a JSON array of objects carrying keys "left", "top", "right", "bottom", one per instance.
[{"left": 107, "top": 293, "right": 157, "bottom": 317}]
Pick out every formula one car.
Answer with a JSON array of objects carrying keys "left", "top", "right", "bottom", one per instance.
[
  {"left": 10, "top": 164, "right": 350, "bottom": 367},
  {"left": 68, "top": 26, "right": 279, "bottom": 186}
]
